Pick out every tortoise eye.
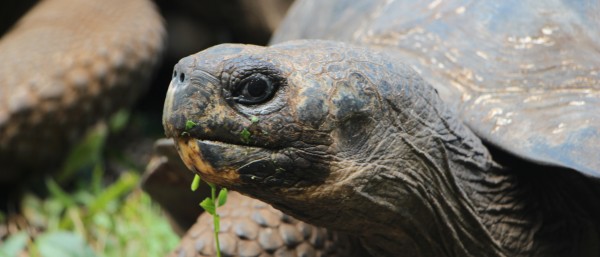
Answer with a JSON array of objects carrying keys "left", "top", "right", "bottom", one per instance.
[{"left": 233, "top": 74, "right": 277, "bottom": 105}]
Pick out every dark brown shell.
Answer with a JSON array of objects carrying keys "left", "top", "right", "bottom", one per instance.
[{"left": 272, "top": 0, "right": 600, "bottom": 177}]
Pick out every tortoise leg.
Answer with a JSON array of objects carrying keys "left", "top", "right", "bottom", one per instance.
[{"left": 171, "top": 191, "right": 352, "bottom": 257}]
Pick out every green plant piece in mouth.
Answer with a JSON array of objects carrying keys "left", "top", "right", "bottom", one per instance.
[
  {"left": 240, "top": 128, "right": 251, "bottom": 144},
  {"left": 185, "top": 120, "right": 198, "bottom": 131}
]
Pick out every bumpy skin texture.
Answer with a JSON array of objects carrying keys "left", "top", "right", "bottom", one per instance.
[
  {"left": 0, "top": 0, "right": 164, "bottom": 182},
  {"left": 171, "top": 191, "right": 352, "bottom": 257},
  {"left": 163, "top": 41, "right": 600, "bottom": 257}
]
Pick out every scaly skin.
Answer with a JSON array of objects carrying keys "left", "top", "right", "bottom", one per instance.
[
  {"left": 163, "top": 41, "right": 600, "bottom": 256},
  {"left": 171, "top": 191, "right": 355, "bottom": 257},
  {"left": 0, "top": 0, "right": 165, "bottom": 182}
]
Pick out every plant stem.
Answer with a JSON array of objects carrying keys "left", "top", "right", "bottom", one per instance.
[{"left": 211, "top": 185, "right": 221, "bottom": 257}]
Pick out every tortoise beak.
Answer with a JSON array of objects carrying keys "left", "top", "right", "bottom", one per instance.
[
  {"left": 174, "top": 138, "right": 287, "bottom": 187},
  {"left": 162, "top": 58, "right": 284, "bottom": 187},
  {"left": 174, "top": 138, "right": 242, "bottom": 186},
  {"left": 162, "top": 80, "right": 179, "bottom": 137}
]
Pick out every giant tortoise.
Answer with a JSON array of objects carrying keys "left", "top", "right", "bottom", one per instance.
[{"left": 161, "top": 0, "right": 600, "bottom": 256}]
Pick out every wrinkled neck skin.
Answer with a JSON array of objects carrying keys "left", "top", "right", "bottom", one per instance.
[
  {"left": 311, "top": 73, "right": 599, "bottom": 256},
  {"left": 321, "top": 83, "right": 511, "bottom": 257}
]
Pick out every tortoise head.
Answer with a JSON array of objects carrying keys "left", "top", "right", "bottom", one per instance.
[{"left": 162, "top": 40, "right": 491, "bottom": 235}]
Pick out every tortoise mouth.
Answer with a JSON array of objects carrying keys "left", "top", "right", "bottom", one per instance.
[{"left": 175, "top": 138, "right": 293, "bottom": 187}]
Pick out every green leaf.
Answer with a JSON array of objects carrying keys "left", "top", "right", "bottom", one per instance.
[
  {"left": 35, "top": 231, "right": 96, "bottom": 257},
  {"left": 240, "top": 128, "right": 251, "bottom": 144},
  {"left": 108, "top": 109, "right": 130, "bottom": 133},
  {"left": 57, "top": 123, "right": 108, "bottom": 183},
  {"left": 88, "top": 172, "right": 138, "bottom": 215},
  {"left": 21, "top": 194, "right": 46, "bottom": 227},
  {"left": 217, "top": 188, "right": 228, "bottom": 206},
  {"left": 191, "top": 174, "right": 201, "bottom": 192},
  {"left": 200, "top": 198, "right": 215, "bottom": 215},
  {"left": 91, "top": 164, "right": 103, "bottom": 195},
  {"left": 46, "top": 179, "right": 75, "bottom": 208},
  {"left": 185, "top": 120, "right": 197, "bottom": 131},
  {"left": 91, "top": 212, "right": 112, "bottom": 230},
  {"left": 0, "top": 232, "right": 28, "bottom": 257},
  {"left": 250, "top": 116, "right": 259, "bottom": 123}
]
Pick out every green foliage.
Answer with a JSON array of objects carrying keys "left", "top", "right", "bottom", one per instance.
[
  {"left": 0, "top": 232, "right": 28, "bottom": 257},
  {"left": 191, "top": 175, "right": 201, "bottom": 191},
  {"left": 240, "top": 128, "right": 251, "bottom": 144},
  {"left": 6, "top": 115, "right": 179, "bottom": 257},
  {"left": 87, "top": 172, "right": 138, "bottom": 215},
  {"left": 19, "top": 172, "right": 178, "bottom": 257},
  {"left": 193, "top": 178, "right": 228, "bottom": 257},
  {"left": 185, "top": 120, "right": 197, "bottom": 131},
  {"left": 36, "top": 232, "right": 96, "bottom": 257},
  {"left": 199, "top": 198, "right": 215, "bottom": 216},
  {"left": 217, "top": 188, "right": 228, "bottom": 206},
  {"left": 250, "top": 116, "right": 260, "bottom": 123},
  {"left": 57, "top": 124, "right": 108, "bottom": 183},
  {"left": 108, "top": 110, "right": 130, "bottom": 133}
]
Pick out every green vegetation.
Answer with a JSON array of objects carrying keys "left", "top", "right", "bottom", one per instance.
[
  {"left": 9, "top": 179, "right": 177, "bottom": 257},
  {"left": 191, "top": 175, "right": 228, "bottom": 257},
  {"left": 185, "top": 120, "right": 198, "bottom": 131},
  {"left": 240, "top": 128, "right": 251, "bottom": 144},
  {"left": 0, "top": 112, "right": 179, "bottom": 257}
]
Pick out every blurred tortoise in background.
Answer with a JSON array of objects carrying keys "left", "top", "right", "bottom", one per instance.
[
  {"left": 0, "top": 0, "right": 164, "bottom": 182},
  {"left": 0, "top": 0, "right": 291, "bottom": 183},
  {"left": 161, "top": 0, "right": 600, "bottom": 256}
]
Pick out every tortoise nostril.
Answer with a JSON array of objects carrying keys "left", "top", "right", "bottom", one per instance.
[
  {"left": 179, "top": 72, "right": 185, "bottom": 83},
  {"left": 173, "top": 70, "right": 177, "bottom": 78}
]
